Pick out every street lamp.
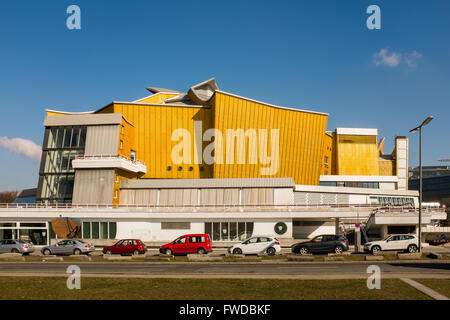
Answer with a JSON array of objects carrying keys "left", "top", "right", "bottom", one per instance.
[{"left": 409, "top": 116, "right": 434, "bottom": 252}]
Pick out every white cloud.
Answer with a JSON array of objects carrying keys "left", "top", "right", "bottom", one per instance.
[
  {"left": 405, "top": 50, "right": 423, "bottom": 68},
  {"left": 373, "top": 48, "right": 402, "bottom": 67},
  {"left": 0, "top": 137, "right": 42, "bottom": 162},
  {"left": 373, "top": 48, "right": 423, "bottom": 68}
]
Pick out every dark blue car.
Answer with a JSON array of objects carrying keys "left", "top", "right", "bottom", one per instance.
[{"left": 291, "top": 234, "right": 349, "bottom": 255}]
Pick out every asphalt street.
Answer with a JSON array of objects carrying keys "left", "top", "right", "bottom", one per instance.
[{"left": 0, "top": 262, "right": 449, "bottom": 279}]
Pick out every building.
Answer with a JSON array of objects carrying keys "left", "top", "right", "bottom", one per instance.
[
  {"left": 409, "top": 167, "right": 450, "bottom": 230},
  {"left": 0, "top": 79, "right": 446, "bottom": 245}
]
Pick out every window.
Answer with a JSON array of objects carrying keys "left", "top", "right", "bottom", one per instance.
[
  {"left": 174, "top": 237, "right": 186, "bottom": 244},
  {"left": 189, "top": 236, "right": 205, "bottom": 243},
  {"left": 100, "top": 222, "right": 108, "bottom": 239},
  {"left": 108, "top": 222, "right": 116, "bottom": 239},
  {"left": 120, "top": 140, "right": 123, "bottom": 150},
  {"left": 205, "top": 222, "right": 254, "bottom": 241},
  {"left": 83, "top": 222, "right": 91, "bottom": 238},
  {"left": 115, "top": 174, "right": 119, "bottom": 183},
  {"left": 114, "top": 190, "right": 118, "bottom": 199},
  {"left": 121, "top": 125, "right": 125, "bottom": 135},
  {"left": 324, "top": 156, "right": 329, "bottom": 168},
  {"left": 246, "top": 237, "right": 258, "bottom": 244},
  {"left": 91, "top": 222, "right": 99, "bottom": 239},
  {"left": 130, "top": 150, "right": 136, "bottom": 162},
  {"left": 319, "top": 181, "right": 337, "bottom": 187},
  {"left": 161, "top": 222, "right": 191, "bottom": 230}
]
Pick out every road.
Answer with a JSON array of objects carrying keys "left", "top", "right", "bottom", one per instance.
[{"left": 0, "top": 262, "right": 449, "bottom": 279}]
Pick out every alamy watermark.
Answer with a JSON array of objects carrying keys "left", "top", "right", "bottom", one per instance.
[
  {"left": 66, "top": 265, "right": 81, "bottom": 290},
  {"left": 366, "top": 5, "right": 381, "bottom": 30},
  {"left": 171, "top": 122, "right": 280, "bottom": 175},
  {"left": 366, "top": 265, "right": 381, "bottom": 289},
  {"left": 66, "top": 5, "right": 81, "bottom": 30}
]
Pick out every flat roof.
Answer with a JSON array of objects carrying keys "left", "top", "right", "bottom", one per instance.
[
  {"left": 44, "top": 113, "right": 134, "bottom": 127},
  {"left": 121, "top": 178, "right": 295, "bottom": 189},
  {"left": 336, "top": 128, "right": 378, "bottom": 136}
]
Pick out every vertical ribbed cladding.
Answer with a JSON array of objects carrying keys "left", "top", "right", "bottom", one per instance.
[
  {"left": 104, "top": 102, "right": 213, "bottom": 180},
  {"left": 212, "top": 91, "right": 327, "bottom": 185}
]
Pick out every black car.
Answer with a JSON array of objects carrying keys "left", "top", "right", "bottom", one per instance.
[{"left": 291, "top": 234, "right": 349, "bottom": 255}]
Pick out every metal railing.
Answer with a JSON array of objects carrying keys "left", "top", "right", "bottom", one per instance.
[
  {"left": 0, "top": 202, "right": 445, "bottom": 213},
  {"left": 75, "top": 154, "right": 145, "bottom": 166}
]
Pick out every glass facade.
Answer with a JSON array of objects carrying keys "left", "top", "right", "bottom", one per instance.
[
  {"left": 319, "top": 181, "right": 379, "bottom": 189},
  {"left": 80, "top": 221, "right": 117, "bottom": 239},
  {"left": 39, "top": 126, "right": 86, "bottom": 203},
  {"left": 0, "top": 222, "right": 48, "bottom": 245},
  {"left": 369, "top": 196, "right": 414, "bottom": 206},
  {"left": 205, "top": 222, "right": 253, "bottom": 241}
]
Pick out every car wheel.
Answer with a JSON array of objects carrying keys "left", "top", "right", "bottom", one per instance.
[
  {"left": 334, "top": 245, "right": 344, "bottom": 254},
  {"left": 73, "top": 249, "right": 81, "bottom": 255},
  {"left": 133, "top": 249, "right": 140, "bottom": 255},
  {"left": 371, "top": 246, "right": 381, "bottom": 255},
  {"left": 408, "top": 244, "right": 418, "bottom": 253},
  {"left": 11, "top": 248, "right": 20, "bottom": 254},
  {"left": 266, "top": 247, "right": 276, "bottom": 256},
  {"left": 165, "top": 249, "right": 173, "bottom": 255},
  {"left": 105, "top": 250, "right": 112, "bottom": 255},
  {"left": 197, "top": 248, "right": 206, "bottom": 255},
  {"left": 299, "top": 247, "right": 309, "bottom": 255},
  {"left": 43, "top": 249, "right": 51, "bottom": 256},
  {"left": 233, "top": 248, "right": 243, "bottom": 255}
]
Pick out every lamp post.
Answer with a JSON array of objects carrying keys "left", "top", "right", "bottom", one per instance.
[{"left": 409, "top": 116, "right": 434, "bottom": 252}]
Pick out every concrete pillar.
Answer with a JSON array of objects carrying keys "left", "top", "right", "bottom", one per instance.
[
  {"left": 335, "top": 218, "right": 340, "bottom": 235},
  {"left": 354, "top": 231, "right": 361, "bottom": 253}
]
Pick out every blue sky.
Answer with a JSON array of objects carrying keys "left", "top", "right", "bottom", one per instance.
[{"left": 0, "top": 0, "right": 449, "bottom": 191}]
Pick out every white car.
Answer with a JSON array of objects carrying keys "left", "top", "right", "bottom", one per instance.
[
  {"left": 364, "top": 234, "right": 419, "bottom": 254},
  {"left": 228, "top": 236, "right": 281, "bottom": 256}
]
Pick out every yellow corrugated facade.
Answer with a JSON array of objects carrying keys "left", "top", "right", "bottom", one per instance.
[
  {"left": 94, "top": 91, "right": 328, "bottom": 185},
  {"left": 335, "top": 134, "right": 379, "bottom": 175},
  {"left": 213, "top": 92, "right": 328, "bottom": 185},
  {"left": 48, "top": 81, "right": 404, "bottom": 188},
  {"left": 99, "top": 102, "right": 214, "bottom": 179}
]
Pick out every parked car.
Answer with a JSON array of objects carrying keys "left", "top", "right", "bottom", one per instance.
[
  {"left": 103, "top": 239, "right": 147, "bottom": 255},
  {"left": 228, "top": 236, "right": 281, "bottom": 256},
  {"left": 41, "top": 239, "right": 94, "bottom": 256},
  {"left": 0, "top": 239, "right": 35, "bottom": 255},
  {"left": 160, "top": 234, "right": 212, "bottom": 255},
  {"left": 291, "top": 234, "right": 349, "bottom": 255},
  {"left": 364, "top": 234, "right": 419, "bottom": 254}
]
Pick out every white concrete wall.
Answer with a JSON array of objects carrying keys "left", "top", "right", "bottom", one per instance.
[
  {"left": 274, "top": 188, "right": 294, "bottom": 205},
  {"left": 252, "top": 219, "right": 292, "bottom": 238},
  {"left": 116, "top": 221, "right": 204, "bottom": 242},
  {"left": 117, "top": 219, "right": 293, "bottom": 241},
  {"left": 348, "top": 194, "right": 368, "bottom": 204},
  {"left": 396, "top": 138, "right": 408, "bottom": 191},
  {"left": 379, "top": 182, "right": 396, "bottom": 190}
]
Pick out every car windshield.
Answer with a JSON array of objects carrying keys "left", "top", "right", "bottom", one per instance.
[{"left": 382, "top": 235, "right": 391, "bottom": 241}]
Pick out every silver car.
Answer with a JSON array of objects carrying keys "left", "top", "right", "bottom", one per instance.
[
  {"left": 0, "top": 239, "right": 35, "bottom": 255},
  {"left": 41, "top": 239, "right": 94, "bottom": 256}
]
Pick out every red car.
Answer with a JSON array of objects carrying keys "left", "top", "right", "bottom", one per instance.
[
  {"left": 103, "top": 239, "right": 147, "bottom": 255},
  {"left": 160, "top": 234, "right": 212, "bottom": 255}
]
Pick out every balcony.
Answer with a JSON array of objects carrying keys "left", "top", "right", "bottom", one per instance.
[{"left": 72, "top": 154, "right": 147, "bottom": 174}]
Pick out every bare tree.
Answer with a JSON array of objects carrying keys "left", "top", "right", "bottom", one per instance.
[{"left": 0, "top": 191, "right": 19, "bottom": 203}]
